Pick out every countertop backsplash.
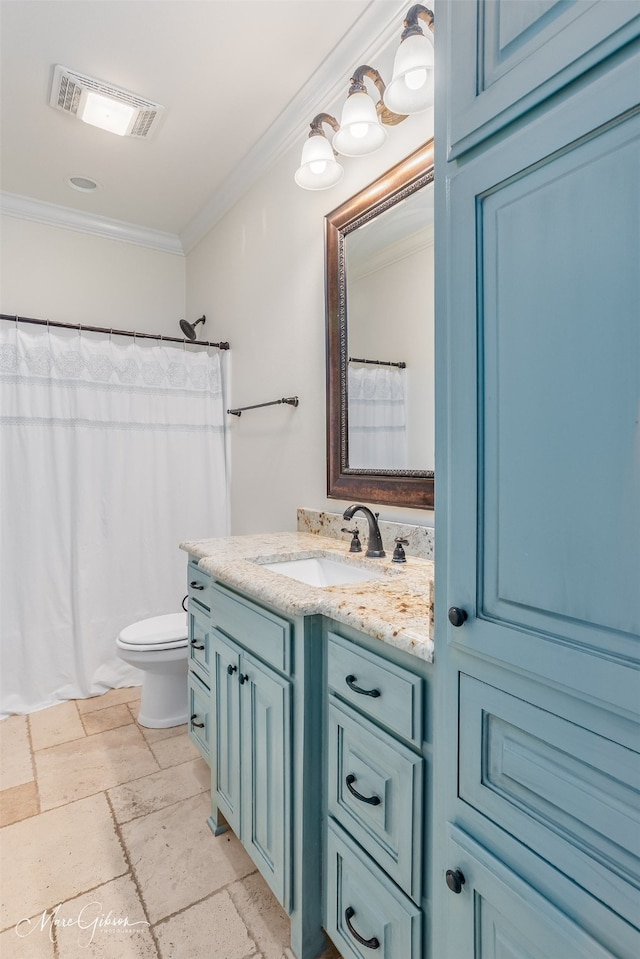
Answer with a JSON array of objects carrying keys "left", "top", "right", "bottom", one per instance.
[{"left": 297, "top": 508, "right": 434, "bottom": 561}]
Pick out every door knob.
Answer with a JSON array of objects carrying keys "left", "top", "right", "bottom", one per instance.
[
  {"left": 448, "top": 607, "right": 468, "bottom": 627},
  {"left": 445, "top": 868, "right": 465, "bottom": 893}
]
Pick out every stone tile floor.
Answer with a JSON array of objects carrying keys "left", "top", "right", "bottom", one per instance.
[{"left": 0, "top": 687, "right": 341, "bottom": 959}]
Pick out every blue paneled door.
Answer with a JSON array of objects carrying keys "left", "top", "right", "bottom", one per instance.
[
  {"left": 211, "top": 633, "right": 291, "bottom": 910},
  {"left": 434, "top": 3, "right": 640, "bottom": 958},
  {"left": 240, "top": 650, "right": 291, "bottom": 911}
]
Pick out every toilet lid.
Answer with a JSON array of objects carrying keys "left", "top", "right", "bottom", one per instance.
[{"left": 118, "top": 612, "right": 188, "bottom": 647}]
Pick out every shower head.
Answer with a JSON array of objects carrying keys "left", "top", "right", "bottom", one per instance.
[{"left": 179, "top": 315, "right": 206, "bottom": 340}]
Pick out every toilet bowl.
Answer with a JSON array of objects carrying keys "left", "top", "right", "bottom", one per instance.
[{"left": 116, "top": 613, "right": 188, "bottom": 728}]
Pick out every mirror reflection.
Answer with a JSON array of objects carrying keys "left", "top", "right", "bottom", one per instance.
[
  {"left": 345, "top": 183, "right": 434, "bottom": 471},
  {"left": 325, "top": 140, "right": 435, "bottom": 509}
]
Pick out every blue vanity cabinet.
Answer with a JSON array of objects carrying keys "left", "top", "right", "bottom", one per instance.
[
  {"left": 207, "top": 580, "right": 325, "bottom": 959},
  {"left": 186, "top": 558, "right": 213, "bottom": 765},
  {"left": 323, "top": 624, "right": 432, "bottom": 959},
  {"left": 434, "top": 4, "right": 640, "bottom": 958}
]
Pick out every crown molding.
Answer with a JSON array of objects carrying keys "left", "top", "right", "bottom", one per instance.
[
  {"left": 0, "top": 192, "right": 184, "bottom": 255},
  {"left": 180, "top": 0, "right": 409, "bottom": 253}
]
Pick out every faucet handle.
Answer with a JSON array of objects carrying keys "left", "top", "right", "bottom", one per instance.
[
  {"left": 392, "top": 537, "right": 409, "bottom": 563},
  {"left": 341, "top": 527, "right": 362, "bottom": 553}
]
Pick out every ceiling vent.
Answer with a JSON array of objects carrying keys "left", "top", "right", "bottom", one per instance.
[{"left": 49, "top": 65, "right": 164, "bottom": 138}]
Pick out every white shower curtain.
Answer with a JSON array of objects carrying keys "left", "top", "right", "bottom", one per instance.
[
  {"left": 0, "top": 325, "right": 229, "bottom": 716},
  {"left": 348, "top": 364, "right": 408, "bottom": 470}
]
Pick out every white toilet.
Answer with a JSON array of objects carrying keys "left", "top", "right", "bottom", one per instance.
[{"left": 116, "top": 612, "right": 189, "bottom": 728}]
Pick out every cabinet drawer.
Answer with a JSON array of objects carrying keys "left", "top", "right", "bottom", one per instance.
[
  {"left": 187, "top": 559, "right": 211, "bottom": 611},
  {"left": 328, "top": 698, "right": 422, "bottom": 902},
  {"left": 188, "top": 670, "right": 211, "bottom": 765},
  {"left": 211, "top": 583, "right": 291, "bottom": 674},
  {"left": 459, "top": 674, "right": 640, "bottom": 927},
  {"left": 188, "top": 605, "right": 211, "bottom": 684},
  {"left": 327, "top": 632, "right": 422, "bottom": 745},
  {"left": 326, "top": 820, "right": 421, "bottom": 959}
]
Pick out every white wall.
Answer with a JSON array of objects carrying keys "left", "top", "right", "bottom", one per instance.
[
  {"left": 1, "top": 116, "right": 436, "bottom": 538},
  {"left": 0, "top": 216, "right": 185, "bottom": 335},
  {"left": 186, "top": 110, "right": 435, "bottom": 534}
]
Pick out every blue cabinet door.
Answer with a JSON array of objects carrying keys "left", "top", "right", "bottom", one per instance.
[
  {"left": 443, "top": 826, "right": 625, "bottom": 959},
  {"left": 212, "top": 631, "right": 241, "bottom": 836},
  {"left": 240, "top": 650, "right": 291, "bottom": 911},
  {"left": 445, "top": 0, "right": 640, "bottom": 157},
  {"left": 434, "top": 2, "right": 640, "bottom": 957}
]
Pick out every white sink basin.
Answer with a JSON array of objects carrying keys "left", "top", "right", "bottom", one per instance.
[{"left": 261, "top": 556, "right": 386, "bottom": 588}]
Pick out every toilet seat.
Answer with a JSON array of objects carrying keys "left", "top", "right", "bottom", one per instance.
[{"left": 117, "top": 612, "right": 188, "bottom": 652}]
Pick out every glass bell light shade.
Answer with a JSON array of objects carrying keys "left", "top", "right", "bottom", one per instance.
[
  {"left": 383, "top": 31, "right": 434, "bottom": 115},
  {"left": 333, "top": 91, "right": 387, "bottom": 157},
  {"left": 295, "top": 134, "right": 343, "bottom": 190}
]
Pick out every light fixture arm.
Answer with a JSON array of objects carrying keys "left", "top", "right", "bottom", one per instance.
[
  {"left": 402, "top": 5, "right": 435, "bottom": 40},
  {"left": 308, "top": 113, "right": 340, "bottom": 138},
  {"left": 348, "top": 65, "right": 385, "bottom": 101}
]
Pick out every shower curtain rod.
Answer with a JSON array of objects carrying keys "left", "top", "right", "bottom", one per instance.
[
  {"left": 0, "top": 313, "right": 230, "bottom": 350},
  {"left": 348, "top": 356, "right": 406, "bottom": 368}
]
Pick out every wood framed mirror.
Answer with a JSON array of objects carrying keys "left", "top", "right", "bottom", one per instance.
[{"left": 325, "top": 140, "right": 435, "bottom": 509}]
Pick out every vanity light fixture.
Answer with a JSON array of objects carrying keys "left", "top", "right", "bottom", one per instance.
[
  {"left": 294, "top": 6, "right": 434, "bottom": 190},
  {"left": 383, "top": 4, "right": 435, "bottom": 115},
  {"left": 295, "top": 114, "right": 344, "bottom": 190},
  {"left": 332, "top": 66, "right": 396, "bottom": 158}
]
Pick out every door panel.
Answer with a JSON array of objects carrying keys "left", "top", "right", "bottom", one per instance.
[
  {"left": 446, "top": 0, "right": 640, "bottom": 156},
  {"left": 444, "top": 92, "right": 640, "bottom": 715},
  {"left": 444, "top": 826, "right": 627, "bottom": 959},
  {"left": 241, "top": 651, "right": 291, "bottom": 910},
  {"left": 479, "top": 110, "right": 640, "bottom": 647},
  {"left": 212, "top": 631, "right": 241, "bottom": 834}
]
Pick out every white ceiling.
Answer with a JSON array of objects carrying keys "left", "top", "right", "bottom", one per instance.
[{"left": 0, "top": 0, "right": 409, "bottom": 253}]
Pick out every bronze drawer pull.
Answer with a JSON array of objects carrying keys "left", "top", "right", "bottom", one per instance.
[
  {"left": 345, "top": 907, "right": 379, "bottom": 949},
  {"left": 190, "top": 639, "right": 205, "bottom": 650},
  {"left": 189, "top": 581, "right": 205, "bottom": 590},
  {"left": 190, "top": 714, "right": 205, "bottom": 729},
  {"left": 346, "top": 774, "right": 381, "bottom": 806},
  {"left": 345, "top": 674, "right": 380, "bottom": 698}
]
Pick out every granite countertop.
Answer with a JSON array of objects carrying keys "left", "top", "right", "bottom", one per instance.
[{"left": 180, "top": 531, "right": 434, "bottom": 663}]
